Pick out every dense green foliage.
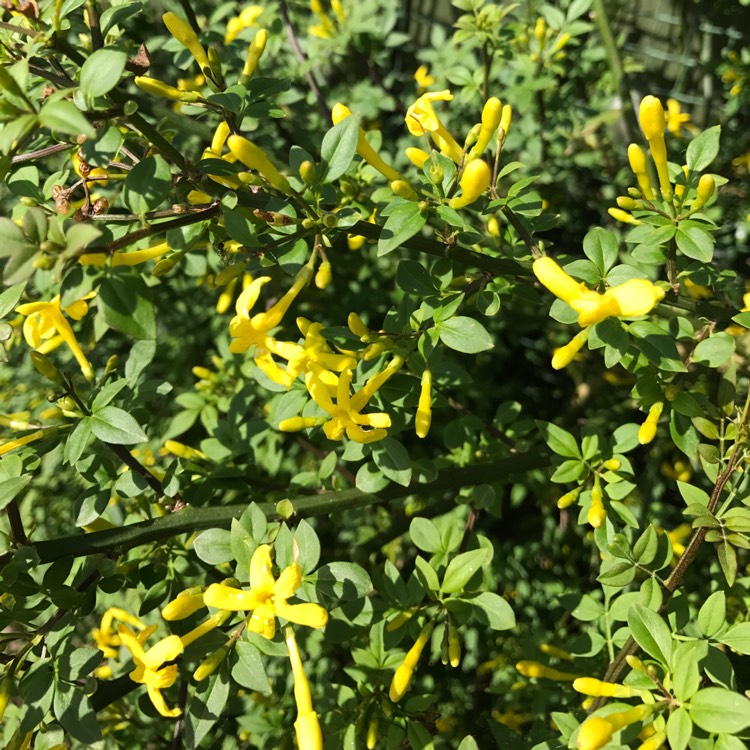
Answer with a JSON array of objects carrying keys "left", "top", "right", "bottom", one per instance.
[{"left": 1, "top": 0, "right": 750, "bottom": 748}]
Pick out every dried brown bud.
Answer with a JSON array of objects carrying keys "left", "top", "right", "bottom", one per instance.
[
  {"left": 76, "top": 134, "right": 87, "bottom": 145},
  {"left": 51, "top": 185, "right": 64, "bottom": 199},
  {"left": 92, "top": 198, "right": 109, "bottom": 215},
  {"left": 55, "top": 197, "right": 71, "bottom": 214},
  {"left": 72, "top": 209, "right": 85, "bottom": 222}
]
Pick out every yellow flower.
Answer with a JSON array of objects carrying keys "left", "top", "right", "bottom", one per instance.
[
  {"left": 163, "top": 12, "right": 210, "bottom": 72},
  {"left": 665, "top": 98, "right": 692, "bottom": 137},
  {"left": 16, "top": 293, "right": 96, "bottom": 380},
  {"left": 203, "top": 545, "right": 328, "bottom": 639},
  {"left": 551, "top": 328, "right": 589, "bottom": 370},
  {"left": 573, "top": 677, "right": 650, "bottom": 699},
  {"left": 281, "top": 357, "right": 402, "bottom": 443},
  {"left": 515, "top": 660, "right": 578, "bottom": 680},
  {"left": 225, "top": 5, "right": 263, "bottom": 43},
  {"left": 638, "top": 401, "right": 663, "bottom": 445},
  {"left": 469, "top": 97, "right": 502, "bottom": 158},
  {"left": 448, "top": 159, "right": 492, "bottom": 209},
  {"left": 587, "top": 482, "right": 606, "bottom": 529},
  {"left": 638, "top": 96, "right": 671, "bottom": 198},
  {"left": 533, "top": 257, "right": 664, "bottom": 328},
  {"left": 577, "top": 716, "right": 614, "bottom": 750},
  {"left": 118, "top": 625, "right": 184, "bottom": 718},
  {"left": 415, "top": 369, "right": 432, "bottom": 438},
  {"left": 92, "top": 607, "right": 146, "bottom": 659},
  {"left": 627, "top": 144, "right": 655, "bottom": 201},
  {"left": 414, "top": 64, "right": 435, "bottom": 90},
  {"left": 405, "top": 90, "right": 463, "bottom": 163}
]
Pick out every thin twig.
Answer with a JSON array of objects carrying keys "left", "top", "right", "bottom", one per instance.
[
  {"left": 11, "top": 142, "right": 71, "bottom": 164},
  {"left": 85, "top": 0, "right": 103, "bottom": 50},
  {"left": 277, "top": 0, "right": 330, "bottom": 121}
]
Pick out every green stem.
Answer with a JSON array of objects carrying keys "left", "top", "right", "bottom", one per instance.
[{"left": 5, "top": 453, "right": 546, "bottom": 565}]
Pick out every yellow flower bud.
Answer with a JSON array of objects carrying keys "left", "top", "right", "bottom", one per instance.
[
  {"left": 162, "top": 587, "right": 205, "bottom": 620},
  {"left": 279, "top": 417, "right": 325, "bottom": 432},
  {"left": 573, "top": 677, "right": 648, "bottom": 698},
  {"left": 389, "top": 622, "right": 434, "bottom": 701},
  {"left": 577, "top": 716, "right": 614, "bottom": 750},
  {"left": 488, "top": 215, "right": 501, "bottom": 237},
  {"left": 639, "top": 95, "right": 666, "bottom": 141},
  {"left": 557, "top": 487, "right": 581, "bottom": 509},
  {"left": 638, "top": 401, "right": 663, "bottom": 445},
  {"left": 366, "top": 718, "right": 379, "bottom": 749},
  {"left": 604, "top": 458, "right": 621, "bottom": 471},
  {"left": 534, "top": 17, "right": 546, "bottom": 48},
  {"left": 228, "top": 135, "right": 291, "bottom": 192},
  {"left": 515, "top": 661, "right": 578, "bottom": 680},
  {"left": 627, "top": 144, "right": 655, "bottom": 200},
  {"left": 470, "top": 97, "right": 502, "bottom": 157},
  {"left": 162, "top": 12, "right": 210, "bottom": 72},
  {"left": 152, "top": 254, "right": 180, "bottom": 276},
  {"left": 241, "top": 28, "right": 267, "bottom": 82},
  {"left": 551, "top": 328, "right": 589, "bottom": 369},
  {"left": 554, "top": 32, "right": 571, "bottom": 52},
  {"left": 638, "top": 729, "right": 667, "bottom": 750},
  {"left": 347, "top": 312, "right": 369, "bottom": 339},
  {"left": 616, "top": 196, "right": 639, "bottom": 210},
  {"left": 448, "top": 620, "right": 461, "bottom": 668},
  {"left": 135, "top": 76, "right": 201, "bottom": 102},
  {"left": 674, "top": 165, "right": 690, "bottom": 201},
  {"left": 499, "top": 104, "right": 512, "bottom": 141},
  {"left": 193, "top": 644, "right": 230, "bottom": 681},
  {"left": 405, "top": 147, "right": 430, "bottom": 169},
  {"left": 211, "top": 122, "right": 231, "bottom": 154},
  {"left": 608, "top": 207, "right": 641, "bottom": 226},
  {"left": 299, "top": 160, "right": 315, "bottom": 183},
  {"left": 415, "top": 369, "right": 432, "bottom": 439},
  {"left": 390, "top": 179, "right": 418, "bottom": 200},
  {"left": 539, "top": 644, "right": 573, "bottom": 661},
  {"left": 691, "top": 174, "right": 715, "bottom": 212},
  {"left": 587, "top": 481, "right": 605, "bottom": 529},
  {"left": 448, "top": 159, "right": 492, "bottom": 209},
  {"left": 315, "top": 260, "right": 332, "bottom": 289}
]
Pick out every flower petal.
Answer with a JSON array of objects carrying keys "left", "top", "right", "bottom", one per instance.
[
  {"left": 235, "top": 276, "right": 271, "bottom": 317},
  {"left": 275, "top": 562, "right": 302, "bottom": 599},
  {"left": 276, "top": 601, "right": 329, "bottom": 630},
  {"left": 147, "top": 683, "right": 182, "bottom": 718},
  {"left": 203, "top": 583, "right": 258, "bottom": 611},
  {"left": 143, "top": 635, "right": 183, "bottom": 671},
  {"left": 249, "top": 544, "right": 275, "bottom": 590}
]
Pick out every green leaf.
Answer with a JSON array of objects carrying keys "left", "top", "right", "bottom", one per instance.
[
  {"left": 667, "top": 706, "right": 692, "bottom": 750},
  {"left": 686, "top": 125, "right": 721, "bottom": 171},
  {"left": 79, "top": 48, "right": 127, "bottom": 100},
  {"left": 414, "top": 555, "right": 440, "bottom": 592},
  {"left": 693, "top": 333, "right": 735, "bottom": 367},
  {"left": 717, "top": 622, "right": 750, "bottom": 655},
  {"left": 185, "top": 665, "right": 230, "bottom": 750},
  {"left": 396, "top": 259, "right": 436, "bottom": 296},
  {"left": 53, "top": 679, "right": 102, "bottom": 745},
  {"left": 536, "top": 421, "right": 581, "bottom": 459},
  {"left": 675, "top": 226, "right": 714, "bottom": 262},
  {"left": 677, "top": 481, "right": 709, "bottom": 507},
  {"left": 377, "top": 201, "right": 426, "bottom": 256},
  {"left": 672, "top": 641, "right": 705, "bottom": 701},
  {"left": 689, "top": 687, "right": 750, "bottom": 734},
  {"left": 315, "top": 562, "right": 372, "bottom": 600},
  {"left": 469, "top": 591, "right": 516, "bottom": 630},
  {"left": 122, "top": 155, "right": 173, "bottom": 214},
  {"left": 56, "top": 646, "right": 102, "bottom": 682},
  {"left": 0, "top": 217, "right": 35, "bottom": 257},
  {"left": 0, "top": 475, "right": 32, "bottom": 511},
  {"left": 372, "top": 437, "right": 412, "bottom": 487},
  {"left": 320, "top": 115, "right": 360, "bottom": 183},
  {"left": 193, "top": 528, "right": 233, "bottom": 565},
  {"left": 596, "top": 560, "right": 636, "bottom": 587},
  {"left": 0, "top": 282, "right": 25, "bottom": 317},
  {"left": 627, "top": 604, "right": 672, "bottom": 666},
  {"left": 717, "top": 540, "right": 737, "bottom": 587},
  {"left": 64, "top": 418, "right": 93, "bottom": 465},
  {"left": 442, "top": 548, "right": 490, "bottom": 594},
  {"left": 582, "top": 227, "right": 618, "bottom": 273},
  {"left": 294, "top": 519, "right": 320, "bottom": 574},
  {"left": 437, "top": 316, "right": 493, "bottom": 354},
  {"left": 98, "top": 270, "right": 157, "bottom": 339},
  {"left": 457, "top": 737, "right": 480, "bottom": 750},
  {"left": 410, "top": 517, "right": 442, "bottom": 553},
  {"left": 38, "top": 100, "right": 95, "bottom": 139},
  {"left": 231, "top": 641, "right": 270, "bottom": 693},
  {"left": 90, "top": 406, "right": 147, "bottom": 445},
  {"left": 698, "top": 591, "right": 725, "bottom": 637},
  {"left": 629, "top": 321, "right": 687, "bottom": 372},
  {"left": 632, "top": 525, "right": 659, "bottom": 565}
]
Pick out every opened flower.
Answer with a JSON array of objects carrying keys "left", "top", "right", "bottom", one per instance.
[
  {"left": 118, "top": 625, "right": 184, "bottom": 718},
  {"left": 92, "top": 607, "right": 146, "bottom": 660},
  {"left": 16, "top": 293, "right": 96, "bottom": 380},
  {"left": 405, "top": 90, "right": 463, "bottom": 163},
  {"left": 533, "top": 257, "right": 664, "bottom": 328},
  {"left": 203, "top": 544, "right": 328, "bottom": 639}
]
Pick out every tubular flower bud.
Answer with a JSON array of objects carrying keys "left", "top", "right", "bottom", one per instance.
[
  {"left": 607, "top": 703, "right": 661, "bottom": 732},
  {"left": 540, "top": 644, "right": 573, "bottom": 661},
  {"left": 616, "top": 196, "right": 639, "bottom": 210},
  {"left": 241, "top": 29, "right": 268, "bottom": 83},
  {"left": 573, "top": 678, "right": 649, "bottom": 698},
  {"left": 405, "top": 91, "right": 463, "bottom": 164},
  {"left": 315, "top": 260, "right": 332, "bottom": 289},
  {"left": 163, "top": 12, "right": 210, "bottom": 72},
  {"left": 627, "top": 144, "right": 655, "bottom": 201},
  {"left": 639, "top": 96, "right": 670, "bottom": 198},
  {"left": 180, "top": 611, "right": 233, "bottom": 648},
  {"left": 415, "top": 369, "right": 432, "bottom": 438},
  {"left": 551, "top": 328, "right": 589, "bottom": 370},
  {"left": 211, "top": 122, "right": 231, "bottom": 154},
  {"left": 448, "top": 619, "right": 461, "bottom": 668},
  {"left": 534, "top": 17, "right": 546, "bottom": 48},
  {"left": 638, "top": 730, "right": 667, "bottom": 750},
  {"left": 577, "top": 716, "right": 614, "bottom": 750},
  {"left": 557, "top": 487, "right": 581, "bottom": 509},
  {"left": 554, "top": 32, "right": 571, "bottom": 52},
  {"left": 390, "top": 179, "right": 418, "bottom": 200},
  {"left": 30, "top": 351, "right": 63, "bottom": 383},
  {"left": 588, "top": 481, "right": 606, "bottom": 529},
  {"left": 348, "top": 312, "right": 369, "bottom": 339},
  {"left": 299, "top": 160, "right": 315, "bottom": 183},
  {"left": 488, "top": 215, "right": 501, "bottom": 237},
  {"left": 499, "top": 104, "right": 512, "bottom": 142},
  {"left": 690, "top": 174, "right": 716, "bottom": 213},
  {"left": 674, "top": 165, "right": 690, "bottom": 201},
  {"left": 162, "top": 587, "right": 206, "bottom": 620},
  {"left": 286, "top": 628, "right": 323, "bottom": 750},
  {"left": 389, "top": 621, "right": 434, "bottom": 701},
  {"left": 228, "top": 135, "right": 291, "bottom": 192},
  {"left": 604, "top": 458, "right": 621, "bottom": 471},
  {"left": 626, "top": 655, "right": 648, "bottom": 672},
  {"left": 515, "top": 661, "right": 578, "bottom": 680},
  {"left": 194, "top": 644, "right": 230, "bottom": 681},
  {"left": 332, "top": 103, "right": 402, "bottom": 182},
  {"left": 135, "top": 76, "right": 201, "bottom": 102},
  {"left": 449, "top": 159, "right": 491, "bottom": 209},
  {"left": 608, "top": 207, "right": 641, "bottom": 226},
  {"left": 406, "top": 147, "right": 430, "bottom": 168},
  {"left": 470, "top": 97, "right": 502, "bottom": 157},
  {"left": 366, "top": 718, "right": 379, "bottom": 749},
  {"left": 638, "top": 402, "right": 663, "bottom": 445}
]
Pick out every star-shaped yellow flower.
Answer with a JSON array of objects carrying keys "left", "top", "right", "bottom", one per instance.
[
  {"left": 92, "top": 607, "right": 146, "bottom": 659},
  {"left": 203, "top": 545, "right": 328, "bottom": 639},
  {"left": 118, "top": 625, "right": 184, "bottom": 718},
  {"left": 405, "top": 90, "right": 462, "bottom": 163},
  {"left": 16, "top": 293, "right": 96, "bottom": 380}
]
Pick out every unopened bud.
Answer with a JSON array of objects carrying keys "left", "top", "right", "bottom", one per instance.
[{"left": 30, "top": 351, "right": 63, "bottom": 383}]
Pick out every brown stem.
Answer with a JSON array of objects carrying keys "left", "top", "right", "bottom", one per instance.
[
  {"left": 0, "top": 20, "right": 42, "bottom": 37},
  {"left": 277, "top": 0, "right": 330, "bottom": 121},
  {"left": 85, "top": 0, "right": 103, "bottom": 50},
  {"left": 11, "top": 142, "right": 71, "bottom": 164}
]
